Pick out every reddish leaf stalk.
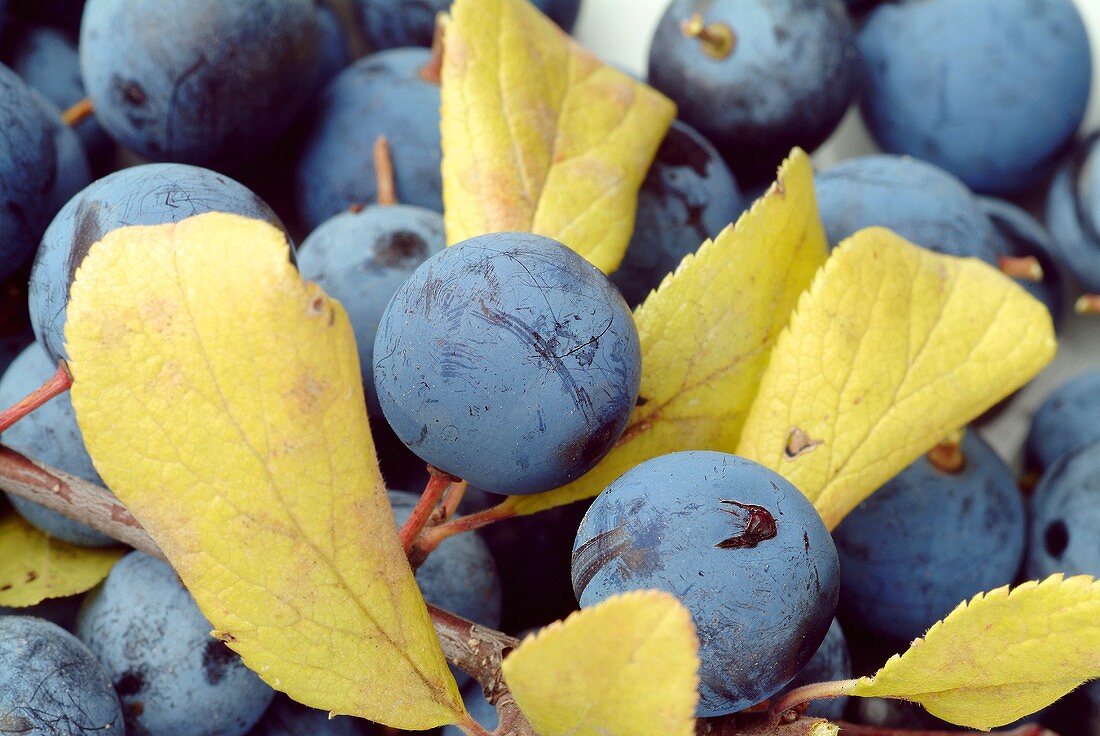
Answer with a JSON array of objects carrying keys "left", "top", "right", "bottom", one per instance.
[
  {"left": 0, "top": 362, "right": 73, "bottom": 434},
  {"left": 414, "top": 500, "right": 517, "bottom": 557},
  {"left": 400, "top": 470, "right": 454, "bottom": 553}
]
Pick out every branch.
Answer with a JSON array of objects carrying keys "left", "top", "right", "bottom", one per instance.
[
  {"left": 0, "top": 445, "right": 1047, "bottom": 736},
  {"left": 0, "top": 445, "right": 538, "bottom": 733},
  {"left": 0, "top": 445, "right": 162, "bottom": 558}
]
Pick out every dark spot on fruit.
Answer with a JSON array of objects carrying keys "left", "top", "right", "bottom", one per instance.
[
  {"left": 0, "top": 715, "right": 33, "bottom": 733},
  {"left": 571, "top": 524, "right": 633, "bottom": 596},
  {"left": 374, "top": 231, "right": 428, "bottom": 267},
  {"left": 67, "top": 199, "right": 104, "bottom": 287},
  {"left": 0, "top": 584, "right": 11, "bottom": 592},
  {"left": 715, "top": 500, "right": 777, "bottom": 549},
  {"left": 803, "top": 531, "right": 810, "bottom": 551},
  {"left": 201, "top": 639, "right": 237, "bottom": 685},
  {"left": 1044, "top": 520, "right": 1069, "bottom": 558},
  {"left": 560, "top": 412, "right": 620, "bottom": 471},
  {"left": 636, "top": 395, "right": 648, "bottom": 407},
  {"left": 24, "top": 570, "right": 36, "bottom": 583},
  {"left": 124, "top": 82, "right": 146, "bottom": 105},
  {"left": 114, "top": 669, "right": 145, "bottom": 697}
]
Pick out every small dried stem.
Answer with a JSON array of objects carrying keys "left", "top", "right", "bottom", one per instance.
[
  {"left": 373, "top": 135, "right": 398, "bottom": 206},
  {"left": 61, "top": 97, "right": 94, "bottom": 127},
  {"left": 419, "top": 13, "right": 448, "bottom": 84},
  {"left": 680, "top": 12, "right": 736, "bottom": 59},
  {"left": 1075, "top": 294, "right": 1100, "bottom": 314},
  {"left": 997, "top": 255, "right": 1043, "bottom": 282}
]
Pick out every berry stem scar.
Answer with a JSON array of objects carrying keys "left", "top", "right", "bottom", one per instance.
[{"left": 0, "top": 360, "right": 73, "bottom": 434}]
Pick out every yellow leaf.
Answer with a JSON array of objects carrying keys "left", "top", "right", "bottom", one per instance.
[
  {"left": 851, "top": 575, "right": 1100, "bottom": 729},
  {"left": 65, "top": 213, "right": 463, "bottom": 729},
  {"left": 502, "top": 590, "right": 699, "bottom": 736},
  {"left": 0, "top": 505, "right": 121, "bottom": 607},
  {"left": 737, "top": 227, "right": 1056, "bottom": 529},
  {"left": 510, "top": 150, "right": 828, "bottom": 515},
  {"left": 441, "top": 0, "right": 676, "bottom": 273}
]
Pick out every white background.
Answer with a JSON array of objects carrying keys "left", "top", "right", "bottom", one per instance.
[{"left": 572, "top": 0, "right": 1100, "bottom": 466}]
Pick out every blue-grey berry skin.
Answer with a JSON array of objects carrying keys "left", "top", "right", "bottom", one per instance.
[
  {"left": 0, "top": 616, "right": 124, "bottom": 736},
  {"left": 775, "top": 619, "right": 851, "bottom": 720},
  {"left": 980, "top": 196, "right": 1065, "bottom": 328},
  {"left": 815, "top": 155, "right": 999, "bottom": 262},
  {"left": 647, "top": 0, "right": 859, "bottom": 185},
  {"left": 440, "top": 685, "right": 499, "bottom": 736},
  {"left": 572, "top": 451, "right": 840, "bottom": 717},
  {"left": 297, "top": 204, "right": 444, "bottom": 415},
  {"left": 858, "top": 0, "right": 1091, "bottom": 195},
  {"left": 0, "top": 63, "right": 59, "bottom": 282},
  {"left": 1026, "top": 441, "right": 1100, "bottom": 581},
  {"left": 79, "top": 0, "right": 320, "bottom": 167},
  {"left": 374, "top": 233, "right": 641, "bottom": 495},
  {"left": 29, "top": 163, "right": 287, "bottom": 364},
  {"left": 390, "top": 490, "right": 501, "bottom": 687},
  {"left": 315, "top": 2, "right": 354, "bottom": 87},
  {"left": 294, "top": 48, "right": 442, "bottom": 230},
  {"left": 76, "top": 552, "right": 275, "bottom": 736},
  {"left": 249, "top": 695, "right": 374, "bottom": 736},
  {"left": 834, "top": 432, "right": 1026, "bottom": 644},
  {"left": 4, "top": 24, "right": 114, "bottom": 169},
  {"left": 1025, "top": 372, "right": 1100, "bottom": 474},
  {"left": 32, "top": 91, "right": 93, "bottom": 221},
  {"left": 0, "top": 270, "right": 34, "bottom": 379},
  {"left": 611, "top": 120, "right": 743, "bottom": 308},
  {"left": 1046, "top": 132, "right": 1100, "bottom": 292},
  {"left": 354, "top": 0, "right": 580, "bottom": 50},
  {"left": 0, "top": 343, "right": 115, "bottom": 547}
]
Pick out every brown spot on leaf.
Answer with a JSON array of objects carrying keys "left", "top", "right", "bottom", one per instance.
[{"left": 785, "top": 427, "right": 821, "bottom": 458}]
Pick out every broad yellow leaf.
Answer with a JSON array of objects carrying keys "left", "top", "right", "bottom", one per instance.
[
  {"left": 737, "top": 228, "right": 1056, "bottom": 529},
  {"left": 441, "top": 0, "right": 675, "bottom": 272},
  {"left": 510, "top": 150, "right": 828, "bottom": 515},
  {"left": 0, "top": 504, "right": 121, "bottom": 607},
  {"left": 502, "top": 590, "right": 699, "bottom": 736},
  {"left": 65, "top": 213, "right": 463, "bottom": 729},
  {"left": 851, "top": 575, "right": 1100, "bottom": 729}
]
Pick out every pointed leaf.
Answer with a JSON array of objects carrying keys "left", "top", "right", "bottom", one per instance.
[
  {"left": 737, "top": 227, "right": 1056, "bottom": 529},
  {"left": 509, "top": 150, "right": 828, "bottom": 515},
  {"left": 441, "top": 0, "right": 676, "bottom": 272},
  {"left": 65, "top": 213, "right": 463, "bottom": 729},
  {"left": 851, "top": 575, "right": 1100, "bottom": 729},
  {"left": 502, "top": 590, "right": 699, "bottom": 736},
  {"left": 0, "top": 504, "right": 122, "bottom": 607}
]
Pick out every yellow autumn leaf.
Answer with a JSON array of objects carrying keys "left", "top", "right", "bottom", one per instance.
[
  {"left": 502, "top": 590, "right": 699, "bottom": 736},
  {"left": 65, "top": 213, "right": 463, "bottom": 729},
  {"left": 0, "top": 504, "right": 121, "bottom": 607},
  {"left": 737, "top": 227, "right": 1056, "bottom": 529},
  {"left": 509, "top": 149, "right": 828, "bottom": 516},
  {"left": 441, "top": 0, "right": 676, "bottom": 272},
  {"left": 850, "top": 575, "right": 1100, "bottom": 729}
]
